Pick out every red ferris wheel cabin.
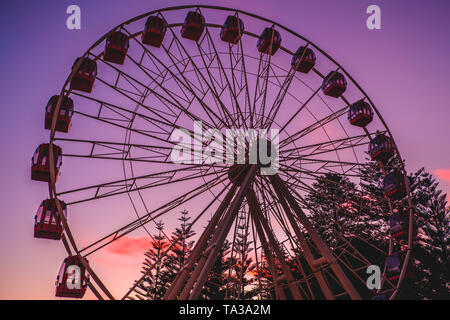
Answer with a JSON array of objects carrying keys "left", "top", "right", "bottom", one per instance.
[
  {"left": 45, "top": 95, "right": 74, "bottom": 133},
  {"left": 369, "top": 133, "right": 394, "bottom": 164},
  {"left": 34, "top": 199, "right": 66, "bottom": 240},
  {"left": 257, "top": 28, "right": 282, "bottom": 56},
  {"left": 69, "top": 57, "right": 97, "bottom": 93},
  {"left": 31, "top": 144, "right": 62, "bottom": 183},
  {"left": 55, "top": 256, "right": 90, "bottom": 299},
  {"left": 383, "top": 171, "right": 407, "bottom": 200},
  {"left": 322, "top": 71, "right": 347, "bottom": 98},
  {"left": 348, "top": 100, "right": 374, "bottom": 128},
  {"left": 181, "top": 11, "right": 205, "bottom": 42},
  {"left": 388, "top": 211, "right": 417, "bottom": 241},
  {"left": 385, "top": 252, "right": 416, "bottom": 283},
  {"left": 291, "top": 46, "right": 316, "bottom": 73},
  {"left": 142, "top": 16, "right": 168, "bottom": 47},
  {"left": 104, "top": 31, "right": 130, "bottom": 65},
  {"left": 220, "top": 15, "right": 244, "bottom": 44}
]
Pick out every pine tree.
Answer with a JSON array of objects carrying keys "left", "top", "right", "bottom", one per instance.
[
  {"left": 226, "top": 212, "right": 257, "bottom": 300},
  {"left": 139, "top": 221, "right": 171, "bottom": 299},
  {"left": 165, "top": 209, "right": 196, "bottom": 285},
  {"left": 200, "top": 240, "right": 231, "bottom": 300},
  {"left": 405, "top": 168, "right": 449, "bottom": 299}
]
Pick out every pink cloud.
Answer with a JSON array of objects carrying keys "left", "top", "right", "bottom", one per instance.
[
  {"left": 106, "top": 236, "right": 151, "bottom": 256},
  {"left": 434, "top": 169, "right": 450, "bottom": 182}
]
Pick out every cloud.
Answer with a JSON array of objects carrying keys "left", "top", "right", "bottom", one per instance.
[
  {"left": 434, "top": 169, "right": 450, "bottom": 182},
  {"left": 106, "top": 236, "right": 151, "bottom": 256}
]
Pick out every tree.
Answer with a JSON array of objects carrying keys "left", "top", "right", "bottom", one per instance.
[
  {"left": 165, "top": 209, "right": 196, "bottom": 285},
  {"left": 200, "top": 240, "right": 231, "bottom": 300},
  {"left": 404, "top": 168, "right": 449, "bottom": 299},
  {"left": 138, "top": 221, "right": 171, "bottom": 299},
  {"left": 226, "top": 211, "right": 257, "bottom": 300}
]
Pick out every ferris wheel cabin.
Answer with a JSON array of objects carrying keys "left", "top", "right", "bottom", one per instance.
[
  {"left": 385, "top": 253, "right": 402, "bottom": 281},
  {"left": 31, "top": 144, "right": 62, "bottom": 183},
  {"left": 34, "top": 199, "right": 66, "bottom": 240},
  {"left": 220, "top": 15, "right": 244, "bottom": 44},
  {"left": 45, "top": 95, "right": 74, "bottom": 133},
  {"left": 257, "top": 28, "right": 282, "bottom": 55},
  {"left": 369, "top": 133, "right": 394, "bottom": 164},
  {"left": 142, "top": 16, "right": 167, "bottom": 47},
  {"left": 388, "top": 211, "right": 416, "bottom": 241},
  {"left": 181, "top": 11, "right": 205, "bottom": 42},
  {"left": 291, "top": 46, "right": 316, "bottom": 73},
  {"left": 104, "top": 31, "right": 130, "bottom": 65},
  {"left": 70, "top": 57, "right": 97, "bottom": 93},
  {"left": 348, "top": 100, "right": 374, "bottom": 127},
  {"left": 322, "top": 71, "right": 347, "bottom": 98},
  {"left": 55, "top": 256, "right": 90, "bottom": 299},
  {"left": 372, "top": 293, "right": 389, "bottom": 300},
  {"left": 383, "top": 171, "right": 406, "bottom": 200}
]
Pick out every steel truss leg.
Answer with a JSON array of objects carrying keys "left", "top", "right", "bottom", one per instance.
[
  {"left": 268, "top": 176, "right": 335, "bottom": 300},
  {"left": 270, "top": 175, "right": 361, "bottom": 300},
  {"left": 187, "top": 165, "right": 258, "bottom": 300},
  {"left": 164, "top": 183, "right": 238, "bottom": 300},
  {"left": 246, "top": 193, "right": 286, "bottom": 300},
  {"left": 247, "top": 188, "right": 304, "bottom": 300}
]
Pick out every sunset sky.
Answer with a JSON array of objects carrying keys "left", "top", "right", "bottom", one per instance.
[{"left": 0, "top": 0, "right": 449, "bottom": 300}]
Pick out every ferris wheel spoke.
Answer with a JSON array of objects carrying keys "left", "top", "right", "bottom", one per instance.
[
  {"left": 280, "top": 166, "right": 386, "bottom": 204},
  {"left": 96, "top": 58, "right": 216, "bottom": 131},
  {"left": 55, "top": 137, "right": 171, "bottom": 158},
  {"left": 280, "top": 131, "right": 374, "bottom": 157},
  {"left": 251, "top": 50, "right": 273, "bottom": 128},
  {"left": 156, "top": 20, "right": 235, "bottom": 129},
  {"left": 235, "top": 39, "right": 253, "bottom": 125},
  {"left": 264, "top": 42, "right": 314, "bottom": 130},
  {"left": 192, "top": 27, "right": 239, "bottom": 128},
  {"left": 198, "top": 25, "right": 248, "bottom": 128},
  {"left": 263, "top": 66, "right": 296, "bottom": 129},
  {"left": 279, "top": 133, "right": 378, "bottom": 177},
  {"left": 100, "top": 53, "right": 215, "bottom": 136},
  {"left": 277, "top": 168, "right": 390, "bottom": 217},
  {"left": 156, "top": 43, "right": 224, "bottom": 130},
  {"left": 272, "top": 67, "right": 341, "bottom": 144},
  {"left": 225, "top": 44, "right": 250, "bottom": 128},
  {"left": 59, "top": 164, "right": 226, "bottom": 205},
  {"left": 280, "top": 159, "right": 374, "bottom": 179},
  {"left": 68, "top": 90, "right": 178, "bottom": 133},
  {"left": 95, "top": 58, "right": 179, "bottom": 121},
  {"left": 79, "top": 171, "right": 229, "bottom": 257},
  {"left": 69, "top": 104, "right": 218, "bottom": 157},
  {"left": 72, "top": 108, "right": 189, "bottom": 150},
  {"left": 279, "top": 105, "right": 348, "bottom": 149},
  {"left": 284, "top": 157, "right": 393, "bottom": 179},
  {"left": 53, "top": 136, "right": 210, "bottom": 163},
  {"left": 117, "top": 33, "right": 221, "bottom": 131}
]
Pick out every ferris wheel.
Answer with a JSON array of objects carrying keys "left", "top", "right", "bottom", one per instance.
[{"left": 31, "top": 5, "right": 415, "bottom": 300}]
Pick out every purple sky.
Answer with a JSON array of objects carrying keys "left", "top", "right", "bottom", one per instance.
[{"left": 0, "top": 0, "right": 449, "bottom": 299}]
